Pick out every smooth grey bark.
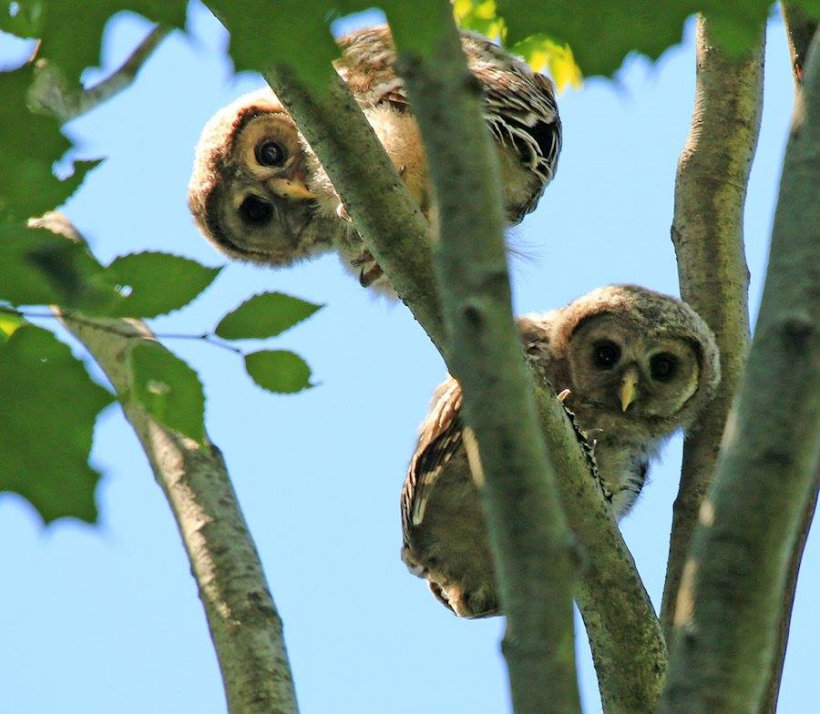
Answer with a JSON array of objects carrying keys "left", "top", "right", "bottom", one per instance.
[
  {"left": 388, "top": 7, "right": 580, "bottom": 713},
  {"left": 60, "top": 314, "right": 299, "bottom": 714},
  {"left": 759, "top": 479, "right": 817, "bottom": 714},
  {"left": 660, "top": 16, "right": 763, "bottom": 638},
  {"left": 659, "top": 32, "right": 820, "bottom": 714},
  {"left": 534, "top": 393, "right": 667, "bottom": 713},
  {"left": 758, "top": 14, "right": 819, "bottom": 713}
]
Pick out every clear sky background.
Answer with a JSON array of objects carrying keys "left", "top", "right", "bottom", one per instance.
[{"left": 0, "top": 3, "right": 815, "bottom": 712}]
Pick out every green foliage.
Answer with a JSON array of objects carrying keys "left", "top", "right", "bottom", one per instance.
[
  {"left": 129, "top": 341, "right": 206, "bottom": 442},
  {"left": 508, "top": 35, "right": 582, "bottom": 91},
  {"left": 0, "top": 325, "right": 113, "bottom": 523},
  {"left": 3, "top": 0, "right": 793, "bottom": 529},
  {"left": 106, "top": 252, "right": 221, "bottom": 318},
  {"left": 0, "top": 309, "right": 27, "bottom": 341},
  {"left": 204, "top": 0, "right": 343, "bottom": 85},
  {"left": 453, "top": 0, "right": 820, "bottom": 77},
  {"left": 0, "top": 221, "right": 123, "bottom": 311},
  {"left": 214, "top": 292, "right": 320, "bottom": 393},
  {"left": 196, "top": 0, "right": 804, "bottom": 90},
  {"left": 244, "top": 350, "right": 314, "bottom": 394},
  {"left": 215, "top": 292, "right": 322, "bottom": 340},
  {"left": 0, "top": 65, "right": 99, "bottom": 221},
  {"left": 1, "top": 1, "right": 187, "bottom": 86},
  {"left": 496, "top": 0, "right": 777, "bottom": 76},
  {"left": 453, "top": 0, "right": 505, "bottom": 39},
  {"left": 453, "top": 0, "right": 583, "bottom": 90}
]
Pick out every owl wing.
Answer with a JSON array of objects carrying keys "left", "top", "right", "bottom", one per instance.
[
  {"left": 402, "top": 314, "right": 556, "bottom": 547},
  {"left": 403, "top": 312, "right": 559, "bottom": 545},
  {"left": 336, "top": 27, "right": 561, "bottom": 215},
  {"left": 401, "top": 376, "right": 464, "bottom": 550},
  {"left": 335, "top": 26, "right": 409, "bottom": 109},
  {"left": 461, "top": 33, "right": 562, "bottom": 219}
]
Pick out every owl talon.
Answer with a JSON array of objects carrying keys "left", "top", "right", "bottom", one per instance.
[
  {"left": 359, "top": 263, "right": 384, "bottom": 287},
  {"left": 336, "top": 203, "right": 352, "bottom": 221}
]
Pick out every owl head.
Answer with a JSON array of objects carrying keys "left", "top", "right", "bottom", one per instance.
[
  {"left": 188, "top": 89, "right": 337, "bottom": 266},
  {"left": 528, "top": 285, "right": 720, "bottom": 435}
]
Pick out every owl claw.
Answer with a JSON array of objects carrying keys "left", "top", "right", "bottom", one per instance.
[
  {"left": 557, "top": 388, "right": 572, "bottom": 403},
  {"left": 359, "top": 262, "right": 384, "bottom": 287},
  {"left": 351, "top": 248, "right": 385, "bottom": 287},
  {"left": 336, "top": 203, "right": 352, "bottom": 221}
]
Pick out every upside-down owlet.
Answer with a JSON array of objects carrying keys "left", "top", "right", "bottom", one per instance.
[{"left": 188, "top": 25, "right": 561, "bottom": 291}]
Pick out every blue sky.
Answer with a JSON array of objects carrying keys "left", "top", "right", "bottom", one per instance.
[{"left": 0, "top": 3, "right": 815, "bottom": 712}]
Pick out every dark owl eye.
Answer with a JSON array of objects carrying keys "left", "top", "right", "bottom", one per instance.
[
  {"left": 255, "top": 140, "right": 286, "bottom": 167},
  {"left": 238, "top": 195, "right": 274, "bottom": 225},
  {"left": 592, "top": 340, "right": 621, "bottom": 370},
  {"left": 650, "top": 353, "right": 678, "bottom": 382}
]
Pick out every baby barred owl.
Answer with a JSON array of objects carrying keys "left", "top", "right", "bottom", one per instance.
[
  {"left": 401, "top": 285, "right": 721, "bottom": 617},
  {"left": 188, "top": 25, "right": 561, "bottom": 291}
]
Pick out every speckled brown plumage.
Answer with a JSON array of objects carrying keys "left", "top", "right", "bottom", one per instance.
[
  {"left": 401, "top": 285, "right": 721, "bottom": 617},
  {"left": 188, "top": 25, "right": 561, "bottom": 293}
]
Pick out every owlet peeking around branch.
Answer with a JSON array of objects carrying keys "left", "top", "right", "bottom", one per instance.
[
  {"left": 188, "top": 25, "right": 561, "bottom": 291},
  {"left": 401, "top": 285, "right": 720, "bottom": 618}
]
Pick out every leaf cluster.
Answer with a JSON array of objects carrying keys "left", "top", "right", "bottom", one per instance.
[{"left": 0, "top": 1, "right": 324, "bottom": 523}]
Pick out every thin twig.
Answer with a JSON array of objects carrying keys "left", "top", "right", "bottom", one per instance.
[
  {"left": 1, "top": 306, "right": 243, "bottom": 355},
  {"left": 30, "top": 26, "right": 170, "bottom": 121}
]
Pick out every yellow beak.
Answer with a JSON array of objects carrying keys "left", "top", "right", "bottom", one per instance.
[
  {"left": 267, "top": 177, "right": 316, "bottom": 201},
  {"left": 619, "top": 367, "right": 640, "bottom": 412}
]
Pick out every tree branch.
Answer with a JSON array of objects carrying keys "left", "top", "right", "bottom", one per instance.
[
  {"left": 534, "top": 393, "right": 667, "bottom": 713},
  {"left": 388, "top": 7, "right": 580, "bottom": 712},
  {"left": 660, "top": 15, "right": 764, "bottom": 638},
  {"left": 58, "top": 311, "right": 300, "bottom": 714},
  {"left": 255, "top": 63, "right": 445, "bottom": 347},
  {"left": 758, "top": 475, "right": 818, "bottom": 714},
  {"left": 29, "top": 26, "right": 170, "bottom": 121},
  {"left": 35, "top": 208, "right": 298, "bottom": 714},
  {"left": 660, "top": 31, "right": 820, "bottom": 714},
  {"left": 758, "top": 14, "right": 819, "bottom": 713}
]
